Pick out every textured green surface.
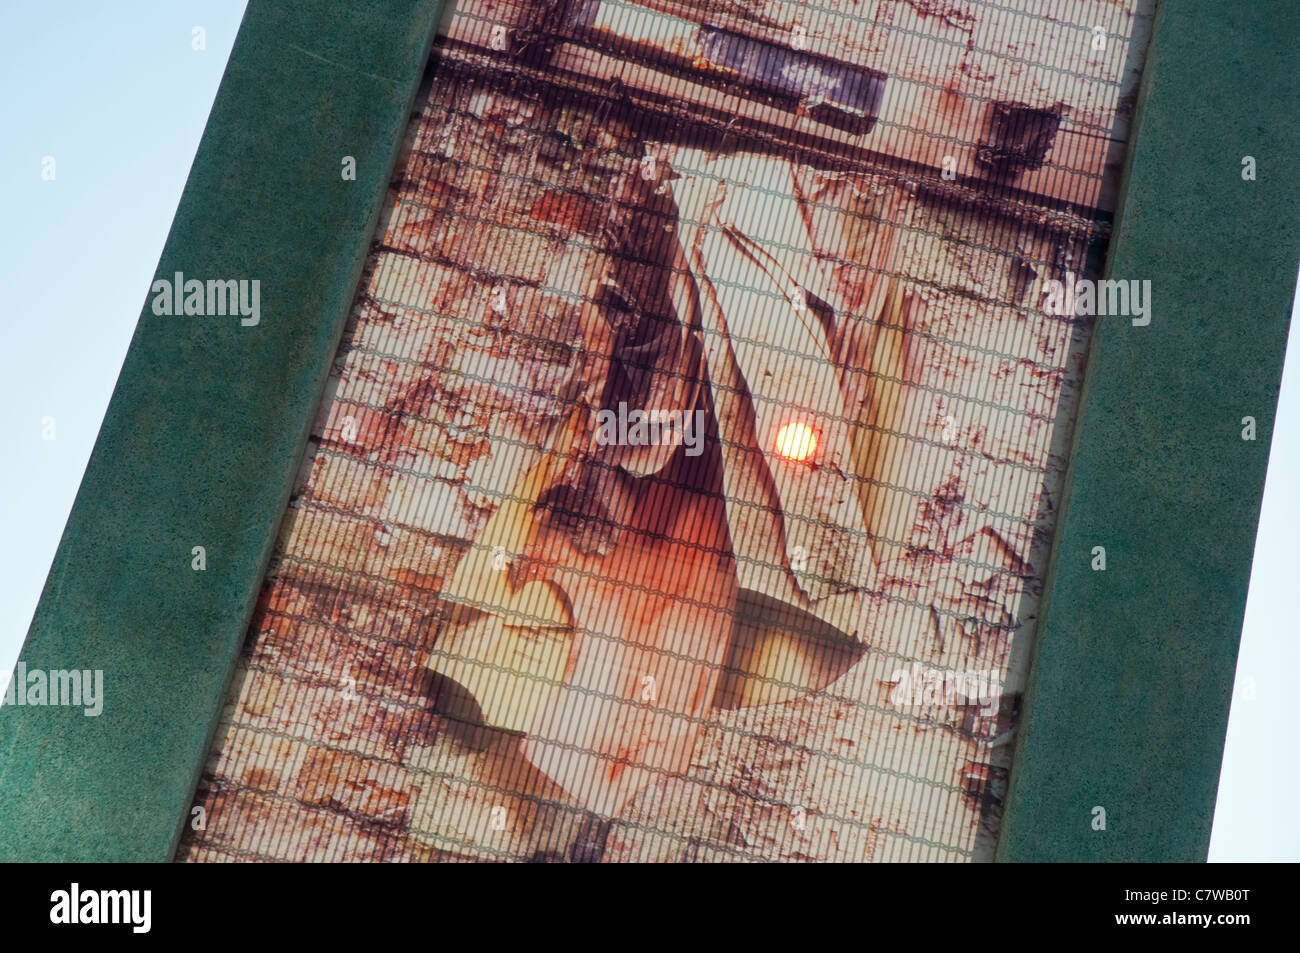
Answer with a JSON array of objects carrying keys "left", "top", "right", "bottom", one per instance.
[
  {"left": 997, "top": 0, "right": 1298, "bottom": 861},
  {"left": 0, "top": 0, "right": 444, "bottom": 861}
]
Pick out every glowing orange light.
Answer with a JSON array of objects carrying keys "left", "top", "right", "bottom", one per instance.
[{"left": 774, "top": 421, "right": 818, "bottom": 462}]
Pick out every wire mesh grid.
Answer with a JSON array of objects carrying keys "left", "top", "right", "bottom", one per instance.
[{"left": 179, "top": 0, "right": 1151, "bottom": 863}]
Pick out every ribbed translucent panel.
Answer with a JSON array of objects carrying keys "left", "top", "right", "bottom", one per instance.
[{"left": 181, "top": 0, "right": 1153, "bottom": 863}]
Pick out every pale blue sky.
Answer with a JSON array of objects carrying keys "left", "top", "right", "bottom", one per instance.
[{"left": 0, "top": 0, "right": 1294, "bottom": 861}]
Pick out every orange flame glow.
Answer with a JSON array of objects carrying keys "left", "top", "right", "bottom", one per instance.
[{"left": 774, "top": 421, "right": 818, "bottom": 462}]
